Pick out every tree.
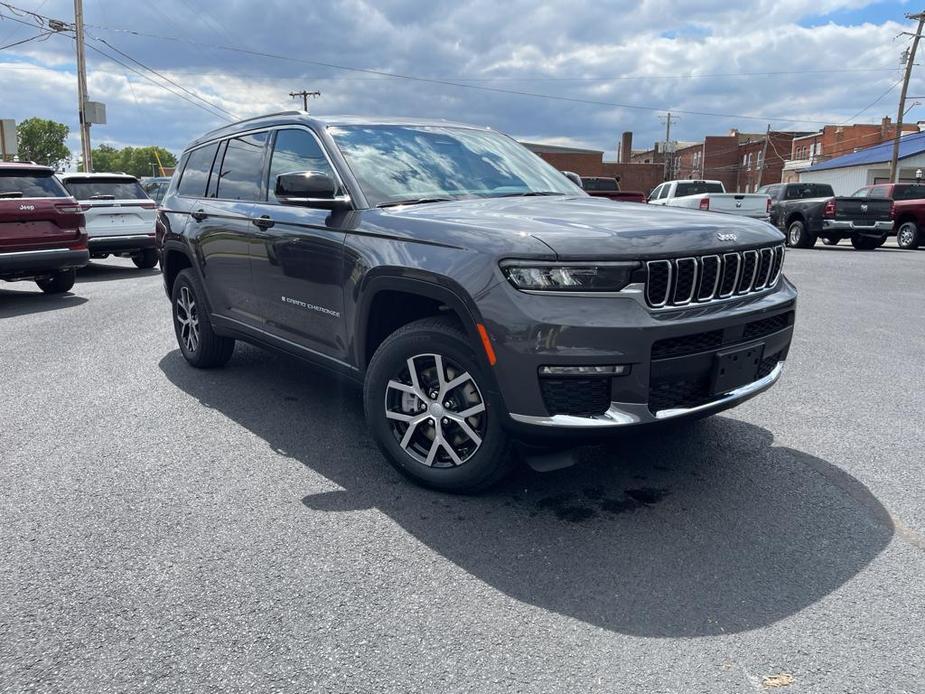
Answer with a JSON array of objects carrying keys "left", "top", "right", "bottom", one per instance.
[
  {"left": 88, "top": 144, "right": 177, "bottom": 177},
  {"left": 16, "top": 118, "right": 71, "bottom": 169}
]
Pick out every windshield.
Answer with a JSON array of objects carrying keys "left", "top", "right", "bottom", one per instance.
[
  {"left": 328, "top": 124, "right": 582, "bottom": 207},
  {"left": 62, "top": 177, "right": 149, "bottom": 201}
]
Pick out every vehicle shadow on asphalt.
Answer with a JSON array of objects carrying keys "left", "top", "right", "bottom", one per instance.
[
  {"left": 0, "top": 289, "right": 88, "bottom": 318},
  {"left": 77, "top": 262, "right": 160, "bottom": 283},
  {"left": 159, "top": 346, "right": 894, "bottom": 638}
]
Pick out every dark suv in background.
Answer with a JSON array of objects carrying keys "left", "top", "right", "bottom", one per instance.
[{"left": 157, "top": 113, "right": 796, "bottom": 492}]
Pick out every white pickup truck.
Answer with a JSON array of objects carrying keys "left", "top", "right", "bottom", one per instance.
[{"left": 647, "top": 180, "right": 770, "bottom": 220}]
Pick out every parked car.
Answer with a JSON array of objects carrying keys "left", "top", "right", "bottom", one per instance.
[
  {"left": 158, "top": 113, "right": 795, "bottom": 493},
  {"left": 579, "top": 176, "right": 647, "bottom": 203},
  {"left": 58, "top": 173, "right": 159, "bottom": 268},
  {"left": 851, "top": 182, "right": 925, "bottom": 249},
  {"left": 648, "top": 180, "right": 770, "bottom": 220},
  {"left": 141, "top": 176, "right": 172, "bottom": 205},
  {"left": 758, "top": 182, "right": 893, "bottom": 250},
  {"left": 0, "top": 162, "right": 88, "bottom": 294}
]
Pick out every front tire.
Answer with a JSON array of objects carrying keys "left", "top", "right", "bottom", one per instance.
[
  {"left": 35, "top": 268, "right": 75, "bottom": 294},
  {"left": 364, "top": 317, "right": 513, "bottom": 493},
  {"left": 897, "top": 221, "right": 920, "bottom": 249},
  {"left": 171, "top": 269, "right": 234, "bottom": 368},
  {"left": 850, "top": 235, "right": 882, "bottom": 251},
  {"left": 787, "top": 220, "right": 816, "bottom": 248},
  {"left": 133, "top": 249, "right": 159, "bottom": 269}
]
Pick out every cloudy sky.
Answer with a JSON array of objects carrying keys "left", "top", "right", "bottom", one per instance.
[{"left": 0, "top": 0, "right": 921, "bottom": 163}]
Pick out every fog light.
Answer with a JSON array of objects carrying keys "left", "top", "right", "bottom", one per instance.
[{"left": 539, "top": 365, "right": 629, "bottom": 376}]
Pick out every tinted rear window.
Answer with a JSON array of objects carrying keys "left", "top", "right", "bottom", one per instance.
[
  {"left": 178, "top": 143, "right": 218, "bottom": 198},
  {"left": 891, "top": 184, "right": 925, "bottom": 200},
  {"left": 675, "top": 181, "right": 724, "bottom": 196},
  {"left": 0, "top": 170, "right": 68, "bottom": 198},
  {"left": 582, "top": 177, "right": 619, "bottom": 192},
  {"left": 786, "top": 184, "right": 834, "bottom": 199},
  {"left": 62, "top": 177, "right": 148, "bottom": 200}
]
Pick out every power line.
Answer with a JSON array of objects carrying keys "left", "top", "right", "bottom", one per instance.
[
  {"left": 83, "top": 40, "right": 233, "bottom": 122},
  {"left": 0, "top": 27, "right": 51, "bottom": 49},
  {"left": 89, "top": 36, "right": 238, "bottom": 119}
]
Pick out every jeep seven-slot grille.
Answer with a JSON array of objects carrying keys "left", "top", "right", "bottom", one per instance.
[{"left": 645, "top": 244, "right": 784, "bottom": 308}]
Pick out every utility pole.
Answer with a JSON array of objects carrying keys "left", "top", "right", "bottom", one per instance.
[
  {"left": 890, "top": 11, "right": 925, "bottom": 182},
  {"left": 289, "top": 90, "right": 320, "bottom": 112},
  {"left": 659, "top": 112, "right": 677, "bottom": 181},
  {"left": 74, "top": 0, "right": 92, "bottom": 172},
  {"left": 756, "top": 123, "right": 771, "bottom": 189}
]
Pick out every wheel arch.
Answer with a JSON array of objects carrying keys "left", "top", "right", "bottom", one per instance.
[{"left": 355, "top": 272, "right": 494, "bottom": 378}]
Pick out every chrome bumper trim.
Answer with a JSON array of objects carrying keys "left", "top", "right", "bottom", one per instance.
[
  {"left": 0, "top": 247, "right": 72, "bottom": 257},
  {"left": 821, "top": 220, "right": 892, "bottom": 232},
  {"left": 509, "top": 362, "right": 784, "bottom": 428},
  {"left": 88, "top": 234, "right": 155, "bottom": 243}
]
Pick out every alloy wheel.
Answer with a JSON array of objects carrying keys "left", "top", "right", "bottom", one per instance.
[
  {"left": 788, "top": 224, "right": 802, "bottom": 246},
  {"left": 176, "top": 285, "right": 201, "bottom": 354},
  {"left": 384, "top": 353, "right": 486, "bottom": 467},
  {"left": 898, "top": 223, "right": 916, "bottom": 248}
]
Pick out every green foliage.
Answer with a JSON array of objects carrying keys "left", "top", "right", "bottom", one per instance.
[
  {"left": 88, "top": 145, "right": 178, "bottom": 177},
  {"left": 16, "top": 118, "right": 71, "bottom": 169}
]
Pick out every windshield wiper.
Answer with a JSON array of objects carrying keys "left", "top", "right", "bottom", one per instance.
[
  {"left": 377, "top": 196, "right": 456, "bottom": 208},
  {"left": 494, "top": 191, "right": 565, "bottom": 198}
]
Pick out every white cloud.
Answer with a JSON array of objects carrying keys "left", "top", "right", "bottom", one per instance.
[{"left": 0, "top": 0, "right": 917, "bottom": 162}]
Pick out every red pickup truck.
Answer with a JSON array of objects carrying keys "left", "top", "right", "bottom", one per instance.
[
  {"left": 579, "top": 176, "right": 647, "bottom": 203},
  {"left": 852, "top": 182, "right": 925, "bottom": 249},
  {"left": 0, "top": 162, "right": 89, "bottom": 293}
]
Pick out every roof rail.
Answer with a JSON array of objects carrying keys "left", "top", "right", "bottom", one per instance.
[{"left": 195, "top": 110, "right": 305, "bottom": 141}]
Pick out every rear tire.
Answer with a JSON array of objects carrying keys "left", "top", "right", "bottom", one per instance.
[
  {"left": 364, "top": 316, "right": 514, "bottom": 493},
  {"left": 35, "top": 268, "right": 75, "bottom": 294},
  {"left": 171, "top": 269, "right": 234, "bottom": 368},
  {"left": 133, "top": 249, "right": 159, "bottom": 269},
  {"left": 897, "top": 221, "right": 920, "bottom": 249},
  {"left": 850, "top": 236, "right": 882, "bottom": 251},
  {"left": 787, "top": 219, "right": 816, "bottom": 248}
]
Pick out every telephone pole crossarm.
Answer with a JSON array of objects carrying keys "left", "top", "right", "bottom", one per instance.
[{"left": 289, "top": 90, "right": 321, "bottom": 112}]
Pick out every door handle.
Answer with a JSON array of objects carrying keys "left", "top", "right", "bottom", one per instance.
[
  {"left": 253, "top": 215, "right": 275, "bottom": 230},
  {"left": 191, "top": 209, "right": 207, "bottom": 222}
]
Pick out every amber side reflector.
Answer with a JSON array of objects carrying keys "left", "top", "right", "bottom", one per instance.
[{"left": 476, "top": 323, "right": 496, "bottom": 366}]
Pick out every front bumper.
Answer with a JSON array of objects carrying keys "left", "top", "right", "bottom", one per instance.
[
  {"left": 511, "top": 362, "right": 783, "bottom": 428},
  {"left": 821, "top": 220, "right": 892, "bottom": 236},
  {"left": 0, "top": 247, "right": 90, "bottom": 280},
  {"left": 88, "top": 234, "right": 156, "bottom": 255},
  {"left": 481, "top": 276, "right": 797, "bottom": 436}
]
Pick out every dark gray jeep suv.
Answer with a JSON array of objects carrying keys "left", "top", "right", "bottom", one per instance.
[{"left": 156, "top": 113, "right": 796, "bottom": 492}]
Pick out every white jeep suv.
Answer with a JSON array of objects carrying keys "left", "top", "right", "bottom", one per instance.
[{"left": 57, "top": 173, "right": 159, "bottom": 269}]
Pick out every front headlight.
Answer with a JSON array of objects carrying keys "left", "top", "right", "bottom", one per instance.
[{"left": 501, "top": 261, "right": 639, "bottom": 292}]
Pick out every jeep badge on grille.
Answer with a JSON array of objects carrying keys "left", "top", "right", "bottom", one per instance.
[{"left": 717, "top": 232, "right": 737, "bottom": 242}]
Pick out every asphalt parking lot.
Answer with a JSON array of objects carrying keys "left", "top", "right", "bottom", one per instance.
[{"left": 1, "top": 244, "right": 924, "bottom": 693}]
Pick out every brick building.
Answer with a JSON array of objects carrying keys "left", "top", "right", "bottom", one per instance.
[
  {"left": 522, "top": 141, "right": 663, "bottom": 195},
  {"left": 782, "top": 117, "right": 920, "bottom": 183}
]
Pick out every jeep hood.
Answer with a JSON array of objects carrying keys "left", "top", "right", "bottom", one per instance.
[{"left": 386, "top": 195, "right": 783, "bottom": 259}]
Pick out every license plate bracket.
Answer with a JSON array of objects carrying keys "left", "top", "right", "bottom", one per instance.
[{"left": 712, "top": 342, "right": 765, "bottom": 395}]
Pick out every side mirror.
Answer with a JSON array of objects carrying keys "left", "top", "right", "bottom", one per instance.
[
  {"left": 561, "top": 171, "right": 583, "bottom": 188},
  {"left": 275, "top": 171, "right": 351, "bottom": 209}
]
